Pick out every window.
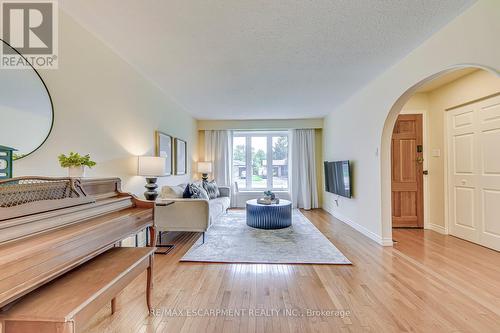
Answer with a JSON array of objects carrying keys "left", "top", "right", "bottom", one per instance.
[{"left": 233, "top": 131, "right": 289, "bottom": 191}]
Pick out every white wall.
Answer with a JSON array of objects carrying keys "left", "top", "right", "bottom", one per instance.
[
  {"left": 322, "top": 0, "right": 500, "bottom": 245},
  {"left": 13, "top": 10, "right": 198, "bottom": 197},
  {"left": 198, "top": 119, "right": 323, "bottom": 130}
]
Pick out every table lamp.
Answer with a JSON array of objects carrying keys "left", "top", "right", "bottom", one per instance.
[
  {"left": 197, "top": 161, "right": 212, "bottom": 182},
  {"left": 138, "top": 156, "right": 166, "bottom": 200}
]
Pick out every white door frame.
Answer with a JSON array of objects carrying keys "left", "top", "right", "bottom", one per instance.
[{"left": 443, "top": 110, "right": 452, "bottom": 235}]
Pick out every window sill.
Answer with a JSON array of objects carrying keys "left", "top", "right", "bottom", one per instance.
[{"left": 237, "top": 190, "right": 289, "bottom": 194}]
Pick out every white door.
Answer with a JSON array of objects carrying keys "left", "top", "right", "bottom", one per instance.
[{"left": 447, "top": 94, "right": 500, "bottom": 251}]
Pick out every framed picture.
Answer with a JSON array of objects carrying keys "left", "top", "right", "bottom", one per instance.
[
  {"left": 174, "top": 138, "right": 187, "bottom": 175},
  {"left": 155, "top": 131, "right": 173, "bottom": 176}
]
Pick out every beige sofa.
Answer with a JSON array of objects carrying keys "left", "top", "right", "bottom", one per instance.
[{"left": 154, "top": 184, "right": 230, "bottom": 243}]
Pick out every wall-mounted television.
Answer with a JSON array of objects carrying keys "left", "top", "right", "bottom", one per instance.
[{"left": 324, "top": 160, "right": 352, "bottom": 198}]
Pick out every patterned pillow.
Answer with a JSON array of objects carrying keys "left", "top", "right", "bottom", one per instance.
[
  {"left": 182, "top": 184, "right": 193, "bottom": 198},
  {"left": 203, "top": 180, "right": 220, "bottom": 199},
  {"left": 188, "top": 183, "right": 209, "bottom": 200}
]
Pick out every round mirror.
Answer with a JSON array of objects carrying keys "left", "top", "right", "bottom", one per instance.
[{"left": 0, "top": 40, "right": 54, "bottom": 160}]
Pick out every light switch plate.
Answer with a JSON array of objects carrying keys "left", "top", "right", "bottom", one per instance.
[{"left": 432, "top": 149, "right": 441, "bottom": 157}]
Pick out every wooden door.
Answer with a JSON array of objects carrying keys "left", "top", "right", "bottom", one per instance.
[
  {"left": 391, "top": 114, "right": 424, "bottom": 228},
  {"left": 447, "top": 94, "right": 500, "bottom": 251}
]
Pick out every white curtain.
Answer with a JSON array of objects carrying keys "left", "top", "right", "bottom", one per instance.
[
  {"left": 204, "top": 130, "right": 235, "bottom": 205},
  {"left": 290, "top": 129, "right": 319, "bottom": 210}
]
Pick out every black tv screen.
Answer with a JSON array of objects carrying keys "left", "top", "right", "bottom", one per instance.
[{"left": 324, "top": 160, "right": 351, "bottom": 198}]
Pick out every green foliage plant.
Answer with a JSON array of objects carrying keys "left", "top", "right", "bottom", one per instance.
[{"left": 58, "top": 152, "right": 96, "bottom": 168}]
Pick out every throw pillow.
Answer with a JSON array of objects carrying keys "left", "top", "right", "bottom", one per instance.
[
  {"left": 182, "top": 184, "right": 193, "bottom": 198},
  {"left": 188, "top": 183, "right": 210, "bottom": 200},
  {"left": 203, "top": 180, "right": 220, "bottom": 199},
  {"left": 161, "top": 185, "right": 185, "bottom": 198}
]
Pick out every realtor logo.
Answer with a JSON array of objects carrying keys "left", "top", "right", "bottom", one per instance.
[{"left": 1, "top": 0, "right": 58, "bottom": 69}]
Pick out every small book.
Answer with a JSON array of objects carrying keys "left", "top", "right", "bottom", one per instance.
[{"left": 257, "top": 198, "right": 272, "bottom": 205}]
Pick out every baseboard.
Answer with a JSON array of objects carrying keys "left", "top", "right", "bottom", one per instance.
[
  {"left": 379, "top": 237, "right": 395, "bottom": 246},
  {"left": 325, "top": 208, "right": 393, "bottom": 246},
  {"left": 429, "top": 223, "right": 448, "bottom": 234}
]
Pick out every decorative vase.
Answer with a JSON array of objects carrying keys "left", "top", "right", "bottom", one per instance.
[{"left": 68, "top": 166, "right": 85, "bottom": 178}]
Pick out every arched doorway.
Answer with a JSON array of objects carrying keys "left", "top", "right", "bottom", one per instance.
[{"left": 380, "top": 64, "right": 500, "bottom": 244}]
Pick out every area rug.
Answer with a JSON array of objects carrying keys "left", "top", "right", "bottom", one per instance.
[{"left": 180, "top": 209, "right": 351, "bottom": 264}]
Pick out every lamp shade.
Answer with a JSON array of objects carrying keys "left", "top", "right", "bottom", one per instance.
[
  {"left": 197, "top": 161, "right": 212, "bottom": 173},
  {"left": 138, "top": 156, "right": 166, "bottom": 177}
]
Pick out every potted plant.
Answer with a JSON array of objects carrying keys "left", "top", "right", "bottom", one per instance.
[{"left": 58, "top": 152, "right": 96, "bottom": 177}]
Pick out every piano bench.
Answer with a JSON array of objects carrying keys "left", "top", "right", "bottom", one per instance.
[{"left": 0, "top": 247, "right": 155, "bottom": 333}]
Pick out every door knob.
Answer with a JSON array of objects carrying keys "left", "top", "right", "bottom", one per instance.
[
  {"left": 461, "top": 179, "right": 467, "bottom": 185},
  {"left": 423, "top": 170, "right": 429, "bottom": 175},
  {"left": 416, "top": 156, "right": 424, "bottom": 164}
]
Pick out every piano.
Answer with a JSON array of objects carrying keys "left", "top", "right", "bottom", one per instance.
[{"left": 0, "top": 177, "right": 156, "bottom": 331}]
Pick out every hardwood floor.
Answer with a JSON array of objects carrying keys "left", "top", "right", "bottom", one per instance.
[{"left": 83, "top": 209, "right": 500, "bottom": 333}]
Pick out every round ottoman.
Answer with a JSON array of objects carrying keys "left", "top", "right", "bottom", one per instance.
[{"left": 246, "top": 199, "right": 292, "bottom": 229}]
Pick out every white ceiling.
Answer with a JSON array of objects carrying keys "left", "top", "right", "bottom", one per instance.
[{"left": 60, "top": 0, "right": 475, "bottom": 120}]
